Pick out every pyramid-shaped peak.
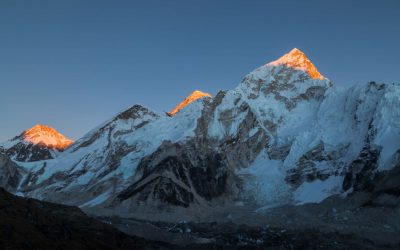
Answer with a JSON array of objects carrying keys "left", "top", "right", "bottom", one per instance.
[
  {"left": 168, "top": 90, "right": 211, "bottom": 116},
  {"left": 22, "top": 124, "right": 73, "bottom": 150},
  {"left": 268, "top": 48, "right": 324, "bottom": 80}
]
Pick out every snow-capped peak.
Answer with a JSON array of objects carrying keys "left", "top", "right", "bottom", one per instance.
[
  {"left": 268, "top": 48, "right": 324, "bottom": 80},
  {"left": 168, "top": 90, "right": 212, "bottom": 116},
  {"left": 21, "top": 124, "right": 73, "bottom": 150}
]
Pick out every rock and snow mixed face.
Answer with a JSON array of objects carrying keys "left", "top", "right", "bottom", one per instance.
[
  {"left": 6, "top": 48, "right": 400, "bottom": 217},
  {"left": 0, "top": 124, "right": 73, "bottom": 162},
  {"left": 16, "top": 102, "right": 209, "bottom": 205}
]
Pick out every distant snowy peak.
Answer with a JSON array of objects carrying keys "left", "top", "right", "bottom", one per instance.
[
  {"left": 21, "top": 124, "right": 73, "bottom": 150},
  {"left": 268, "top": 48, "right": 324, "bottom": 80},
  {"left": 0, "top": 124, "right": 73, "bottom": 162},
  {"left": 168, "top": 90, "right": 212, "bottom": 116}
]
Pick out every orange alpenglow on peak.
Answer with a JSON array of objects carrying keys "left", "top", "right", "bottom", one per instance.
[
  {"left": 167, "top": 90, "right": 212, "bottom": 116},
  {"left": 22, "top": 124, "right": 73, "bottom": 150},
  {"left": 268, "top": 48, "right": 324, "bottom": 80}
]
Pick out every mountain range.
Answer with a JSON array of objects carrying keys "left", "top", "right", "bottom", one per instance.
[{"left": 1, "top": 48, "right": 399, "bottom": 224}]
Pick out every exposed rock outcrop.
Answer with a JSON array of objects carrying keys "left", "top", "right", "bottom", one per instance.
[{"left": 0, "top": 153, "right": 23, "bottom": 192}]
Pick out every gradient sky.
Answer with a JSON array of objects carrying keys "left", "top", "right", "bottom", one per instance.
[{"left": 1, "top": 0, "right": 399, "bottom": 141}]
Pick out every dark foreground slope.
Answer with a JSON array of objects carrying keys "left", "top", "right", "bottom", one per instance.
[
  {"left": 0, "top": 188, "right": 171, "bottom": 250},
  {"left": 0, "top": 187, "right": 380, "bottom": 250}
]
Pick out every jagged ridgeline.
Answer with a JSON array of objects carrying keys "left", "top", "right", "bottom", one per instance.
[{"left": 1, "top": 48, "right": 399, "bottom": 219}]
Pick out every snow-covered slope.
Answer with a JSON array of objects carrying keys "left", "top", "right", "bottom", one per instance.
[
  {"left": 0, "top": 125, "right": 73, "bottom": 162},
  {"left": 9, "top": 48, "right": 400, "bottom": 218},
  {"left": 17, "top": 102, "right": 210, "bottom": 206}
]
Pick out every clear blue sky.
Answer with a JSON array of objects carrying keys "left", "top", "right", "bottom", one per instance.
[{"left": 1, "top": 0, "right": 399, "bottom": 141}]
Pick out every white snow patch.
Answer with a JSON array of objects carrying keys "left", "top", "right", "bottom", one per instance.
[{"left": 294, "top": 175, "right": 343, "bottom": 205}]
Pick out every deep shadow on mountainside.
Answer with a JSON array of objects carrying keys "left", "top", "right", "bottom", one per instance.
[
  {"left": 0, "top": 187, "right": 172, "bottom": 250},
  {"left": 100, "top": 164, "right": 400, "bottom": 249}
]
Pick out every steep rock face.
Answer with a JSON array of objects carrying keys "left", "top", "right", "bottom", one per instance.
[
  {"left": 8, "top": 49, "right": 400, "bottom": 216},
  {"left": 116, "top": 141, "right": 236, "bottom": 209},
  {"left": 0, "top": 153, "right": 23, "bottom": 192},
  {"left": 0, "top": 125, "right": 73, "bottom": 162},
  {"left": 363, "top": 162, "right": 400, "bottom": 207}
]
